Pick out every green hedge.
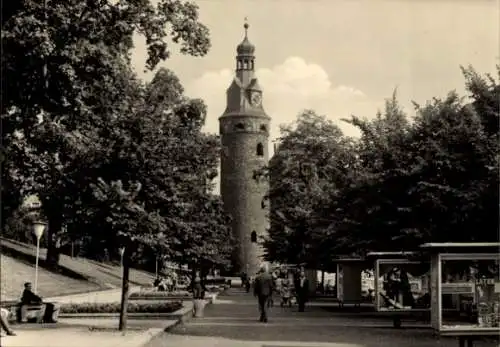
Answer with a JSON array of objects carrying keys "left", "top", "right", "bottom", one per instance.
[
  {"left": 205, "top": 278, "right": 228, "bottom": 286},
  {"left": 59, "top": 301, "right": 182, "bottom": 314},
  {"left": 129, "top": 290, "right": 191, "bottom": 300}
]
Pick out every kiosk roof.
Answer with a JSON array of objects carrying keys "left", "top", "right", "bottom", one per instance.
[{"left": 420, "top": 242, "right": 500, "bottom": 253}]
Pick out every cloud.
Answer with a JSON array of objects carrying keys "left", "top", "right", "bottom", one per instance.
[{"left": 185, "top": 56, "right": 369, "bottom": 141}]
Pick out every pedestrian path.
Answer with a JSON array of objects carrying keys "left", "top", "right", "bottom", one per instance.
[
  {"left": 145, "top": 288, "right": 497, "bottom": 347},
  {"left": 45, "top": 286, "right": 139, "bottom": 304},
  {"left": 2, "top": 327, "right": 163, "bottom": 347},
  {"left": 146, "top": 334, "right": 366, "bottom": 347}
]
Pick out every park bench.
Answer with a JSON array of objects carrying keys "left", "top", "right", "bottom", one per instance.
[{"left": 1, "top": 302, "right": 60, "bottom": 323}]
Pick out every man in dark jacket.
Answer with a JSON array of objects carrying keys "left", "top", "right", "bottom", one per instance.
[
  {"left": 253, "top": 263, "right": 274, "bottom": 322},
  {"left": 20, "top": 282, "right": 45, "bottom": 323},
  {"left": 294, "top": 269, "right": 309, "bottom": 312}
]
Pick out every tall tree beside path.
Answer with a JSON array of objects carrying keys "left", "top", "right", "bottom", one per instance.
[
  {"left": 264, "top": 66, "right": 499, "bottom": 264},
  {"left": 76, "top": 67, "right": 233, "bottom": 275},
  {"left": 337, "top": 68, "right": 499, "bottom": 251},
  {"left": 1, "top": 0, "right": 211, "bottom": 267},
  {"left": 263, "top": 110, "right": 358, "bottom": 269}
]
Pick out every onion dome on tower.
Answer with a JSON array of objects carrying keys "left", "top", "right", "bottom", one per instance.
[{"left": 237, "top": 21, "right": 255, "bottom": 56}]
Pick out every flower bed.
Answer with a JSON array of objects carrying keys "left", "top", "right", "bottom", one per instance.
[
  {"left": 59, "top": 301, "right": 182, "bottom": 314},
  {"left": 129, "top": 290, "right": 192, "bottom": 300}
]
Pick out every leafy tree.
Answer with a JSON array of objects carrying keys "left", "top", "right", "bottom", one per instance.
[
  {"left": 339, "top": 70, "right": 499, "bottom": 252},
  {"left": 71, "top": 67, "right": 233, "bottom": 274},
  {"left": 90, "top": 178, "right": 165, "bottom": 330},
  {"left": 337, "top": 92, "right": 416, "bottom": 252},
  {"left": 266, "top": 67, "right": 499, "bottom": 263},
  {"left": 264, "top": 110, "right": 357, "bottom": 269},
  {"left": 2, "top": 0, "right": 211, "bottom": 266}
]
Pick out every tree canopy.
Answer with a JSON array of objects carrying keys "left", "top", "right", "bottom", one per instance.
[
  {"left": 264, "top": 67, "right": 499, "bottom": 269},
  {"left": 2, "top": 1, "right": 233, "bottom": 274}
]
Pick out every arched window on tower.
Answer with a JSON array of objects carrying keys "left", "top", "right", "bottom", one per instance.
[
  {"left": 260, "top": 125, "right": 267, "bottom": 132},
  {"left": 251, "top": 231, "right": 257, "bottom": 243},
  {"left": 256, "top": 143, "right": 264, "bottom": 156},
  {"left": 235, "top": 123, "right": 245, "bottom": 131}
]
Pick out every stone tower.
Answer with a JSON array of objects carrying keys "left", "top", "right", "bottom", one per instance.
[{"left": 219, "top": 21, "right": 270, "bottom": 276}]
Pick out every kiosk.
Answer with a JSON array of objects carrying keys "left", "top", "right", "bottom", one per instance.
[
  {"left": 420, "top": 243, "right": 500, "bottom": 347},
  {"left": 367, "top": 251, "right": 431, "bottom": 327},
  {"left": 331, "top": 257, "right": 368, "bottom": 307}
]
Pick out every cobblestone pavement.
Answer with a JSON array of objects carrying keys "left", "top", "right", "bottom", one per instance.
[{"left": 145, "top": 288, "right": 498, "bottom": 347}]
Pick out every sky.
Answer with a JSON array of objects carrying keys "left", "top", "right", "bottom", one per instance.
[{"left": 131, "top": 0, "right": 498, "bottom": 142}]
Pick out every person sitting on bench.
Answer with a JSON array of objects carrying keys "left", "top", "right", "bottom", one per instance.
[
  {"left": 0, "top": 308, "right": 16, "bottom": 337},
  {"left": 19, "top": 282, "right": 45, "bottom": 323}
]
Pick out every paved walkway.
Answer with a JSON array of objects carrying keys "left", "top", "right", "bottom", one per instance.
[
  {"left": 145, "top": 288, "right": 498, "bottom": 347},
  {"left": 1, "top": 286, "right": 159, "bottom": 347},
  {"left": 2, "top": 327, "right": 164, "bottom": 347},
  {"left": 45, "top": 286, "right": 139, "bottom": 304}
]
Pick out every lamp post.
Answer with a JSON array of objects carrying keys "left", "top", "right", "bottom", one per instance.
[
  {"left": 32, "top": 220, "right": 47, "bottom": 294},
  {"left": 118, "top": 246, "right": 125, "bottom": 278},
  {"left": 155, "top": 257, "right": 158, "bottom": 278}
]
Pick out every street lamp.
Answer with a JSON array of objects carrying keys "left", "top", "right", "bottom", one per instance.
[
  {"left": 118, "top": 246, "right": 125, "bottom": 276},
  {"left": 32, "top": 220, "right": 47, "bottom": 294},
  {"left": 119, "top": 247, "right": 125, "bottom": 266}
]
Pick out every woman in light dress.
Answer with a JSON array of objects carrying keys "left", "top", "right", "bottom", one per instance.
[{"left": 280, "top": 273, "right": 293, "bottom": 307}]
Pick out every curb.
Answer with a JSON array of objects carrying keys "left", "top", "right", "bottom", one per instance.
[
  {"left": 58, "top": 292, "right": 219, "bottom": 322},
  {"left": 164, "top": 292, "right": 220, "bottom": 333},
  {"left": 59, "top": 312, "right": 184, "bottom": 319}
]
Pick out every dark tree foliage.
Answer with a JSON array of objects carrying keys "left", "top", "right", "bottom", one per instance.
[
  {"left": 264, "top": 67, "right": 499, "bottom": 268},
  {"left": 2, "top": 0, "right": 211, "bottom": 267}
]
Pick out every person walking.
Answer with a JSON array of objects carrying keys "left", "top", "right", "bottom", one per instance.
[
  {"left": 253, "top": 263, "right": 274, "bottom": 323},
  {"left": 294, "top": 269, "right": 309, "bottom": 312},
  {"left": 191, "top": 271, "right": 207, "bottom": 317},
  {"left": 280, "top": 275, "right": 292, "bottom": 308},
  {"left": 0, "top": 308, "right": 16, "bottom": 337}
]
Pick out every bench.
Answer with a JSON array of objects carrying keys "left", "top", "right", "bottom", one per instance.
[{"left": 2, "top": 302, "right": 60, "bottom": 323}]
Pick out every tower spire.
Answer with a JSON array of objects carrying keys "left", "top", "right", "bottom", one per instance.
[
  {"left": 236, "top": 17, "right": 255, "bottom": 74},
  {"left": 244, "top": 17, "right": 249, "bottom": 38}
]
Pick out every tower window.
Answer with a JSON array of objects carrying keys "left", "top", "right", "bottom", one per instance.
[
  {"left": 256, "top": 143, "right": 264, "bottom": 156},
  {"left": 235, "top": 123, "right": 245, "bottom": 130},
  {"left": 251, "top": 231, "right": 257, "bottom": 243},
  {"left": 260, "top": 125, "right": 267, "bottom": 132}
]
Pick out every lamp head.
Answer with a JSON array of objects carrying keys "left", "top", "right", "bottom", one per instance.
[{"left": 32, "top": 221, "right": 47, "bottom": 240}]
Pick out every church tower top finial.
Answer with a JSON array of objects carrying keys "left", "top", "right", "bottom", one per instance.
[
  {"left": 244, "top": 17, "right": 249, "bottom": 37},
  {"left": 237, "top": 17, "right": 255, "bottom": 56}
]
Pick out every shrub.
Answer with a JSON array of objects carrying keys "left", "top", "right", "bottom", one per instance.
[
  {"left": 129, "top": 290, "right": 191, "bottom": 300},
  {"left": 204, "top": 278, "right": 227, "bottom": 286},
  {"left": 59, "top": 301, "right": 182, "bottom": 314}
]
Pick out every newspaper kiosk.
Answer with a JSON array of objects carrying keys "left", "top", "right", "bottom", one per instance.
[
  {"left": 331, "top": 257, "right": 368, "bottom": 307},
  {"left": 367, "top": 251, "right": 431, "bottom": 328},
  {"left": 420, "top": 243, "right": 500, "bottom": 347}
]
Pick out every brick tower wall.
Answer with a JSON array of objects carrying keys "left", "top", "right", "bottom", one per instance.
[{"left": 220, "top": 116, "right": 269, "bottom": 276}]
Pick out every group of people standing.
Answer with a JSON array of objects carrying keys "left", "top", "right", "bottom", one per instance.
[{"left": 252, "top": 264, "right": 310, "bottom": 323}]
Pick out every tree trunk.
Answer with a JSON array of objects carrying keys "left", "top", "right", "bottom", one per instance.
[{"left": 118, "top": 248, "right": 130, "bottom": 331}]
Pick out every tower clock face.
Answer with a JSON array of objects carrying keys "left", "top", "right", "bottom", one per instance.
[{"left": 250, "top": 92, "right": 262, "bottom": 106}]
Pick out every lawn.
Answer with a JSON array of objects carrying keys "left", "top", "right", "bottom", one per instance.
[
  {"left": 0, "top": 255, "right": 101, "bottom": 300},
  {"left": 0, "top": 237, "right": 157, "bottom": 300}
]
